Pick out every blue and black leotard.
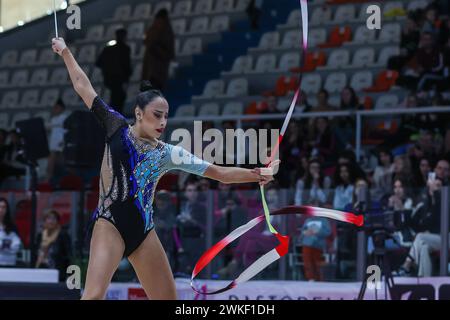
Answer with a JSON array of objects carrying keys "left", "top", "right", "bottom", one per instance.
[{"left": 90, "top": 96, "right": 211, "bottom": 256}]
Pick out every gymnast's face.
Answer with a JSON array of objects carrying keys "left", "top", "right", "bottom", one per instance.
[{"left": 136, "top": 97, "right": 169, "bottom": 140}]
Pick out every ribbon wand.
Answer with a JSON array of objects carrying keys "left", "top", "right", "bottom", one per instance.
[{"left": 53, "top": 0, "right": 59, "bottom": 38}]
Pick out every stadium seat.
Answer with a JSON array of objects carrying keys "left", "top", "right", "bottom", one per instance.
[
  {"left": 318, "top": 26, "right": 352, "bottom": 48},
  {"left": 130, "top": 63, "right": 143, "bottom": 82},
  {"left": 132, "top": 3, "right": 152, "bottom": 20},
  {"left": 281, "top": 30, "right": 302, "bottom": 48},
  {"left": 37, "top": 49, "right": 56, "bottom": 65},
  {"left": 1, "top": 91, "right": 19, "bottom": 109},
  {"left": 20, "top": 90, "right": 40, "bottom": 108},
  {"left": 200, "top": 79, "right": 225, "bottom": 98},
  {"left": 77, "top": 45, "right": 97, "bottom": 63},
  {"left": 354, "top": 3, "right": 373, "bottom": 22},
  {"left": 350, "top": 71, "right": 373, "bottom": 91},
  {"left": 308, "top": 28, "right": 327, "bottom": 47},
  {"left": 189, "top": 17, "right": 209, "bottom": 34},
  {"left": 364, "top": 70, "right": 399, "bottom": 92},
  {"left": 375, "top": 46, "right": 400, "bottom": 66},
  {"left": 0, "top": 113, "right": 9, "bottom": 128},
  {"left": 227, "top": 55, "right": 253, "bottom": 74},
  {"left": 39, "top": 88, "right": 60, "bottom": 108},
  {"left": 62, "top": 87, "right": 81, "bottom": 107},
  {"left": 214, "top": 0, "right": 234, "bottom": 13},
  {"left": 284, "top": 9, "right": 301, "bottom": 27},
  {"left": 153, "top": 1, "right": 172, "bottom": 15},
  {"left": 291, "top": 51, "right": 326, "bottom": 73},
  {"left": 128, "top": 22, "right": 146, "bottom": 40},
  {"left": 91, "top": 67, "right": 103, "bottom": 84},
  {"left": 172, "top": 19, "right": 187, "bottom": 35},
  {"left": 253, "top": 54, "right": 277, "bottom": 73},
  {"left": 193, "top": 0, "right": 213, "bottom": 15},
  {"left": 375, "top": 94, "right": 400, "bottom": 109},
  {"left": 19, "top": 49, "right": 38, "bottom": 66},
  {"left": 0, "top": 50, "right": 18, "bottom": 67},
  {"left": 175, "top": 104, "right": 196, "bottom": 117},
  {"left": 222, "top": 102, "right": 244, "bottom": 115},
  {"left": 108, "top": 5, "right": 132, "bottom": 22},
  {"left": 302, "top": 74, "right": 322, "bottom": 94},
  {"left": 333, "top": 5, "right": 355, "bottom": 23},
  {"left": 324, "top": 72, "right": 347, "bottom": 93},
  {"left": 83, "top": 25, "right": 104, "bottom": 42},
  {"left": 276, "top": 97, "right": 293, "bottom": 112},
  {"left": 10, "top": 112, "right": 31, "bottom": 128},
  {"left": 257, "top": 32, "right": 280, "bottom": 50},
  {"left": 351, "top": 48, "right": 375, "bottom": 68},
  {"left": 321, "top": 49, "right": 350, "bottom": 69},
  {"left": 377, "top": 23, "right": 401, "bottom": 43},
  {"left": 0, "top": 71, "right": 9, "bottom": 88},
  {"left": 199, "top": 102, "right": 220, "bottom": 116},
  {"left": 225, "top": 78, "right": 248, "bottom": 97},
  {"left": 235, "top": 0, "right": 251, "bottom": 11},
  {"left": 277, "top": 53, "right": 300, "bottom": 72},
  {"left": 210, "top": 16, "right": 230, "bottom": 33},
  {"left": 269, "top": 76, "right": 299, "bottom": 96},
  {"left": 352, "top": 25, "right": 377, "bottom": 44},
  {"left": 50, "top": 67, "right": 69, "bottom": 85},
  {"left": 11, "top": 70, "right": 29, "bottom": 87},
  {"left": 173, "top": 0, "right": 192, "bottom": 17},
  {"left": 407, "top": 0, "right": 430, "bottom": 11},
  {"left": 29, "top": 68, "right": 48, "bottom": 86},
  {"left": 180, "top": 37, "right": 203, "bottom": 55},
  {"left": 310, "top": 6, "right": 332, "bottom": 26}
]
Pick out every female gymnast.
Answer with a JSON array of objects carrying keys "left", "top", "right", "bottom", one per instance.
[{"left": 51, "top": 37, "right": 276, "bottom": 300}]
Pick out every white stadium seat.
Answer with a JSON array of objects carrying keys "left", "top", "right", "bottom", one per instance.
[
  {"left": 253, "top": 54, "right": 277, "bottom": 73},
  {"left": 201, "top": 79, "right": 225, "bottom": 98},
  {"left": 173, "top": 1, "right": 192, "bottom": 17},
  {"left": 309, "top": 28, "right": 327, "bottom": 47},
  {"left": 352, "top": 25, "right": 377, "bottom": 43},
  {"left": 29, "top": 69, "right": 48, "bottom": 86},
  {"left": 284, "top": 10, "right": 301, "bottom": 27},
  {"left": 0, "top": 71, "right": 9, "bottom": 88},
  {"left": 11, "top": 70, "right": 29, "bottom": 87},
  {"left": 0, "top": 113, "right": 9, "bottom": 128},
  {"left": 408, "top": 0, "right": 430, "bottom": 11},
  {"left": 128, "top": 22, "right": 145, "bottom": 40},
  {"left": 50, "top": 68, "right": 69, "bottom": 85},
  {"left": 351, "top": 48, "right": 375, "bottom": 68},
  {"left": 19, "top": 49, "right": 38, "bottom": 66},
  {"left": 378, "top": 23, "right": 401, "bottom": 43},
  {"left": 109, "top": 5, "right": 132, "bottom": 21},
  {"left": 228, "top": 56, "right": 253, "bottom": 74},
  {"left": 302, "top": 74, "right": 322, "bottom": 94},
  {"left": 38, "top": 49, "right": 56, "bottom": 65},
  {"left": 175, "top": 104, "right": 196, "bottom": 117},
  {"left": 376, "top": 46, "right": 400, "bottom": 66},
  {"left": 62, "top": 88, "right": 81, "bottom": 107},
  {"left": 104, "top": 24, "right": 125, "bottom": 41},
  {"left": 281, "top": 30, "right": 302, "bottom": 48},
  {"left": 132, "top": 3, "right": 152, "bottom": 20},
  {"left": 225, "top": 78, "right": 248, "bottom": 97},
  {"left": 1, "top": 91, "right": 19, "bottom": 109},
  {"left": 222, "top": 102, "right": 244, "bottom": 115},
  {"left": 91, "top": 67, "right": 103, "bottom": 84},
  {"left": 153, "top": 1, "right": 172, "bottom": 15},
  {"left": 324, "top": 72, "right": 347, "bottom": 93},
  {"left": 84, "top": 25, "right": 104, "bottom": 42},
  {"left": 214, "top": 0, "right": 234, "bottom": 13},
  {"left": 20, "top": 90, "right": 40, "bottom": 108},
  {"left": 257, "top": 32, "right": 280, "bottom": 50},
  {"left": 0, "top": 50, "right": 18, "bottom": 67},
  {"left": 180, "top": 37, "right": 203, "bottom": 55},
  {"left": 323, "top": 49, "right": 350, "bottom": 69},
  {"left": 333, "top": 5, "right": 355, "bottom": 23},
  {"left": 278, "top": 52, "right": 300, "bottom": 72},
  {"left": 375, "top": 95, "right": 400, "bottom": 109},
  {"left": 39, "top": 89, "right": 60, "bottom": 108},
  {"left": 310, "top": 7, "right": 332, "bottom": 26},
  {"left": 235, "top": 0, "right": 251, "bottom": 11},
  {"left": 130, "top": 63, "right": 143, "bottom": 82},
  {"left": 210, "top": 16, "right": 230, "bottom": 33},
  {"left": 172, "top": 19, "right": 187, "bottom": 35},
  {"left": 189, "top": 17, "right": 209, "bottom": 34},
  {"left": 193, "top": 0, "right": 213, "bottom": 15},
  {"left": 77, "top": 45, "right": 97, "bottom": 63},
  {"left": 350, "top": 71, "right": 373, "bottom": 91},
  {"left": 199, "top": 103, "right": 220, "bottom": 116}
]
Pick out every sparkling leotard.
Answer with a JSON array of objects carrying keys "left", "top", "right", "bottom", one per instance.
[{"left": 90, "top": 96, "right": 211, "bottom": 256}]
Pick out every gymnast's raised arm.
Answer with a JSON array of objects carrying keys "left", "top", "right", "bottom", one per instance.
[{"left": 52, "top": 37, "right": 97, "bottom": 108}]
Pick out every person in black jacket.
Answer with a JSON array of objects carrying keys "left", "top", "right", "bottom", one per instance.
[
  {"left": 35, "top": 210, "right": 72, "bottom": 282},
  {"left": 96, "top": 28, "right": 132, "bottom": 113}
]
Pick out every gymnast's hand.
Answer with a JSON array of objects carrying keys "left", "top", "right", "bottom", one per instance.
[
  {"left": 52, "top": 37, "right": 67, "bottom": 56},
  {"left": 251, "top": 160, "right": 281, "bottom": 186}
]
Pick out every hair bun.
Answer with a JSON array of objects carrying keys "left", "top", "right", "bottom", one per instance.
[{"left": 140, "top": 80, "right": 154, "bottom": 92}]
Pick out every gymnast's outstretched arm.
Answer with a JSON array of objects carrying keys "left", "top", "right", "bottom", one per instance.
[{"left": 52, "top": 37, "right": 97, "bottom": 108}]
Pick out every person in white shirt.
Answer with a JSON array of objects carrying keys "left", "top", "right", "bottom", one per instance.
[{"left": 0, "top": 198, "right": 22, "bottom": 267}]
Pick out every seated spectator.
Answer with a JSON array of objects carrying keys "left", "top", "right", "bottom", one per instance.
[
  {"left": 415, "top": 32, "right": 445, "bottom": 91},
  {"left": 35, "top": 210, "right": 72, "bottom": 282},
  {"left": 0, "top": 198, "right": 22, "bottom": 267},
  {"left": 434, "top": 158, "right": 450, "bottom": 184},
  {"left": 388, "top": 18, "right": 420, "bottom": 72},
  {"left": 332, "top": 164, "right": 355, "bottom": 210},
  {"left": 294, "top": 158, "right": 331, "bottom": 207},
  {"left": 337, "top": 150, "right": 367, "bottom": 181},
  {"left": 153, "top": 190, "right": 177, "bottom": 266},
  {"left": 398, "top": 177, "right": 449, "bottom": 276},
  {"left": 294, "top": 90, "right": 312, "bottom": 114},
  {"left": 311, "top": 89, "right": 333, "bottom": 112},
  {"left": 392, "top": 154, "right": 412, "bottom": 185},
  {"left": 308, "top": 117, "right": 337, "bottom": 165},
  {"left": 385, "top": 179, "right": 414, "bottom": 211},
  {"left": 372, "top": 147, "right": 394, "bottom": 199},
  {"left": 339, "top": 86, "right": 362, "bottom": 110}
]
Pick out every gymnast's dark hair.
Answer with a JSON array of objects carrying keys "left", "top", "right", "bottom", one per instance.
[{"left": 135, "top": 80, "right": 165, "bottom": 111}]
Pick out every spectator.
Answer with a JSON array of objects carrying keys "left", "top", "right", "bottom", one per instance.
[
  {"left": 298, "top": 216, "right": 331, "bottom": 281},
  {"left": 294, "top": 158, "right": 331, "bottom": 207},
  {"left": 142, "top": 9, "right": 175, "bottom": 91},
  {"left": 421, "top": 7, "right": 440, "bottom": 35},
  {"left": 388, "top": 18, "right": 420, "bottom": 72},
  {"left": 398, "top": 177, "right": 449, "bottom": 276},
  {"left": 333, "top": 164, "right": 355, "bottom": 210},
  {"left": 372, "top": 148, "right": 394, "bottom": 199},
  {"left": 413, "top": 157, "right": 432, "bottom": 189},
  {"left": 153, "top": 190, "right": 177, "bottom": 267},
  {"left": 96, "top": 28, "right": 132, "bottom": 113},
  {"left": 339, "top": 86, "right": 362, "bottom": 110},
  {"left": 386, "top": 179, "right": 414, "bottom": 211},
  {"left": 46, "top": 99, "right": 69, "bottom": 183},
  {"left": 260, "top": 95, "right": 282, "bottom": 129},
  {"left": 415, "top": 32, "right": 445, "bottom": 91},
  {"left": 392, "top": 154, "right": 412, "bottom": 184},
  {"left": 246, "top": 0, "right": 263, "bottom": 30},
  {"left": 294, "top": 90, "right": 312, "bottom": 114},
  {"left": 309, "top": 117, "right": 337, "bottom": 165},
  {"left": 0, "top": 198, "right": 22, "bottom": 267},
  {"left": 311, "top": 89, "right": 333, "bottom": 112},
  {"left": 337, "top": 150, "right": 367, "bottom": 180},
  {"left": 434, "top": 158, "right": 450, "bottom": 184},
  {"left": 35, "top": 210, "right": 72, "bottom": 281}
]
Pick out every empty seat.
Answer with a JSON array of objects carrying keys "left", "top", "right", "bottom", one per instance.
[
  {"left": 222, "top": 102, "right": 244, "bottom": 115},
  {"left": 0, "top": 50, "right": 18, "bottom": 67},
  {"left": 77, "top": 45, "right": 97, "bottom": 63},
  {"left": 175, "top": 104, "right": 195, "bottom": 117},
  {"left": 310, "top": 7, "right": 332, "bottom": 26},
  {"left": 235, "top": 0, "right": 251, "bottom": 11},
  {"left": 84, "top": 25, "right": 104, "bottom": 41},
  {"left": 281, "top": 30, "right": 302, "bottom": 48},
  {"left": 352, "top": 25, "right": 377, "bottom": 43},
  {"left": 20, "top": 90, "right": 40, "bottom": 108},
  {"left": 214, "top": 0, "right": 234, "bottom": 12},
  {"left": 198, "top": 103, "right": 220, "bottom": 116},
  {"left": 19, "top": 49, "right": 37, "bottom": 66},
  {"left": 253, "top": 54, "right": 277, "bottom": 73},
  {"left": 109, "top": 5, "right": 132, "bottom": 21},
  {"left": 62, "top": 88, "right": 81, "bottom": 107},
  {"left": 132, "top": 3, "right": 152, "bottom": 20},
  {"left": 172, "top": 19, "right": 187, "bottom": 35},
  {"left": 128, "top": 22, "right": 145, "bottom": 40},
  {"left": 333, "top": 5, "right": 355, "bottom": 23},
  {"left": 377, "top": 46, "right": 400, "bottom": 66},
  {"left": 38, "top": 49, "right": 56, "bottom": 65},
  {"left": 50, "top": 68, "right": 69, "bottom": 85},
  {"left": 11, "top": 70, "right": 29, "bottom": 87},
  {"left": 0, "top": 113, "right": 9, "bottom": 128},
  {"left": 201, "top": 80, "right": 225, "bottom": 98},
  {"left": 193, "top": 0, "right": 213, "bottom": 15},
  {"left": 173, "top": 1, "right": 192, "bottom": 17},
  {"left": 351, "top": 48, "right": 375, "bottom": 68},
  {"left": 302, "top": 74, "right": 322, "bottom": 94},
  {"left": 378, "top": 23, "right": 401, "bottom": 42},
  {"left": 350, "top": 71, "right": 373, "bottom": 91},
  {"left": 278, "top": 53, "right": 300, "bottom": 72},
  {"left": 284, "top": 9, "right": 301, "bottom": 27},
  {"left": 324, "top": 72, "right": 347, "bottom": 93},
  {"left": 323, "top": 49, "right": 350, "bottom": 69},
  {"left": 309, "top": 28, "right": 327, "bottom": 47},
  {"left": 225, "top": 78, "right": 248, "bottom": 97},
  {"left": 355, "top": 3, "right": 373, "bottom": 22},
  {"left": 189, "top": 17, "right": 209, "bottom": 34},
  {"left": 0, "top": 71, "right": 9, "bottom": 88},
  {"left": 1, "top": 91, "right": 19, "bottom": 109},
  {"left": 153, "top": 1, "right": 172, "bottom": 15},
  {"left": 210, "top": 16, "right": 230, "bottom": 33},
  {"left": 257, "top": 32, "right": 280, "bottom": 50},
  {"left": 39, "top": 89, "right": 60, "bottom": 108},
  {"left": 11, "top": 112, "right": 31, "bottom": 128},
  {"left": 29, "top": 69, "right": 48, "bottom": 86},
  {"left": 180, "top": 38, "right": 202, "bottom": 55},
  {"left": 228, "top": 56, "right": 253, "bottom": 74},
  {"left": 375, "top": 95, "right": 400, "bottom": 109}
]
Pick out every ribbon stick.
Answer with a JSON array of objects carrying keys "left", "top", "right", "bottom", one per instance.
[
  {"left": 191, "top": 206, "right": 363, "bottom": 295},
  {"left": 53, "top": 0, "right": 59, "bottom": 38}
]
